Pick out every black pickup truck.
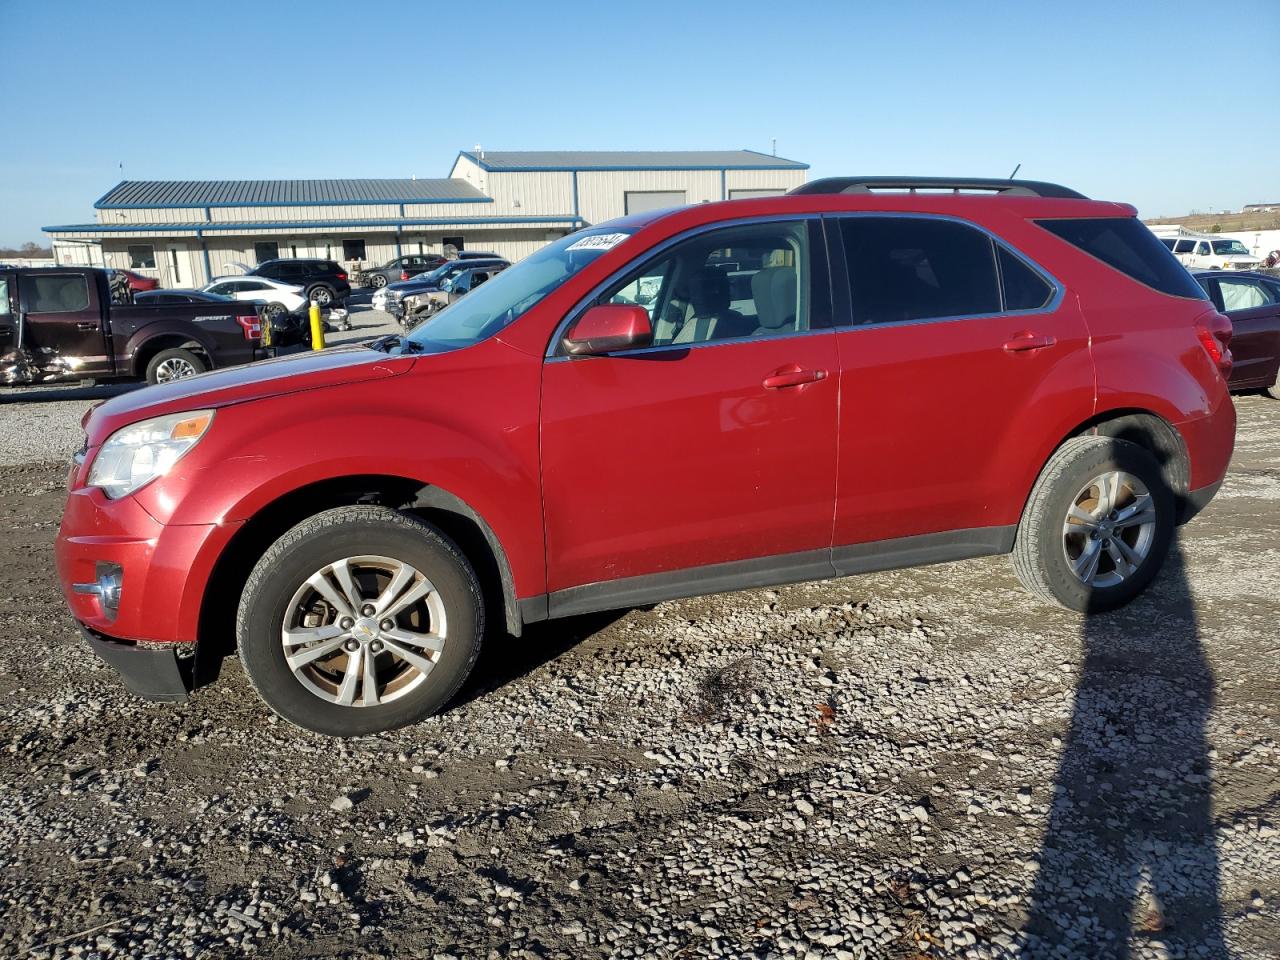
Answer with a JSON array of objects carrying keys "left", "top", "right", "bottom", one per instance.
[{"left": 0, "top": 267, "right": 266, "bottom": 386}]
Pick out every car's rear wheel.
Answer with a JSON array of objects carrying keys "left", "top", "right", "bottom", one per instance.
[
  {"left": 145, "top": 348, "right": 206, "bottom": 385},
  {"left": 370, "top": 274, "right": 387, "bottom": 289},
  {"left": 263, "top": 302, "right": 288, "bottom": 322},
  {"left": 1011, "top": 436, "right": 1174, "bottom": 613},
  {"left": 236, "top": 506, "right": 483, "bottom": 736},
  {"left": 309, "top": 285, "right": 334, "bottom": 306}
]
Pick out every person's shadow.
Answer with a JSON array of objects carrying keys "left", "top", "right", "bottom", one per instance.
[{"left": 1022, "top": 537, "right": 1228, "bottom": 957}]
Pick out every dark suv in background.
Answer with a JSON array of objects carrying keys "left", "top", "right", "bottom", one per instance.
[{"left": 247, "top": 259, "right": 350, "bottom": 306}]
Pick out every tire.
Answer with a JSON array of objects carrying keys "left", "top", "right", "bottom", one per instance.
[
  {"left": 1264, "top": 372, "right": 1280, "bottom": 401},
  {"left": 236, "top": 506, "right": 484, "bottom": 737},
  {"left": 370, "top": 274, "right": 387, "bottom": 289},
  {"left": 309, "top": 285, "right": 335, "bottom": 306},
  {"left": 145, "top": 347, "right": 206, "bottom": 385},
  {"left": 1011, "top": 436, "right": 1175, "bottom": 614}
]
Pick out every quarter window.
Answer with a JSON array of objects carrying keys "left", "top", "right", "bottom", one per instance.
[
  {"left": 127, "top": 244, "right": 156, "bottom": 269},
  {"left": 27, "top": 275, "right": 90, "bottom": 313},
  {"left": 595, "top": 220, "right": 822, "bottom": 348},
  {"left": 838, "top": 217, "right": 1000, "bottom": 325}
]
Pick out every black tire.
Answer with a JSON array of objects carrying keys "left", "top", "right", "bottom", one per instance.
[
  {"left": 308, "top": 285, "right": 335, "bottom": 306},
  {"left": 1011, "top": 436, "right": 1175, "bottom": 614},
  {"left": 145, "top": 347, "right": 206, "bottom": 385},
  {"left": 370, "top": 274, "right": 387, "bottom": 289},
  {"left": 236, "top": 506, "right": 484, "bottom": 737},
  {"left": 263, "top": 302, "right": 287, "bottom": 322}
]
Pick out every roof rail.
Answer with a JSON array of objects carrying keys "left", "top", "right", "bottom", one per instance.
[{"left": 790, "top": 176, "right": 1088, "bottom": 200}]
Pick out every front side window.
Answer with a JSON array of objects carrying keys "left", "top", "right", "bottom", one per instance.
[
  {"left": 1218, "top": 278, "right": 1274, "bottom": 312},
  {"left": 594, "top": 220, "right": 818, "bottom": 348},
  {"left": 839, "top": 217, "right": 1000, "bottom": 325},
  {"left": 128, "top": 244, "right": 155, "bottom": 269},
  {"left": 27, "top": 275, "right": 90, "bottom": 313},
  {"left": 1037, "top": 218, "right": 1207, "bottom": 300}
]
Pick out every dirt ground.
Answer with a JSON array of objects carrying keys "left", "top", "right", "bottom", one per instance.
[{"left": 0, "top": 389, "right": 1277, "bottom": 960}]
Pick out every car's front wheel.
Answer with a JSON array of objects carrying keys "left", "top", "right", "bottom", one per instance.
[
  {"left": 370, "top": 274, "right": 387, "bottom": 289},
  {"left": 236, "top": 506, "right": 484, "bottom": 736},
  {"left": 1011, "top": 436, "right": 1174, "bottom": 613}
]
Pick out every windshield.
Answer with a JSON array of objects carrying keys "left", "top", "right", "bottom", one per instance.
[
  {"left": 401, "top": 229, "right": 635, "bottom": 354},
  {"left": 1211, "top": 239, "right": 1249, "bottom": 256}
]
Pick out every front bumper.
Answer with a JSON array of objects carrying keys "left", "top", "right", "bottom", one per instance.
[
  {"left": 78, "top": 622, "right": 191, "bottom": 702},
  {"left": 56, "top": 483, "right": 243, "bottom": 644}
]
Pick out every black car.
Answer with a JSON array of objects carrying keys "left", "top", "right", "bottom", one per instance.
[
  {"left": 133, "top": 288, "right": 235, "bottom": 305},
  {"left": 358, "top": 253, "right": 448, "bottom": 289},
  {"left": 246, "top": 259, "right": 351, "bottom": 306}
]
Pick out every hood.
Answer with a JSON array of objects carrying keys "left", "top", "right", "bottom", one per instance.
[{"left": 83, "top": 346, "right": 413, "bottom": 446}]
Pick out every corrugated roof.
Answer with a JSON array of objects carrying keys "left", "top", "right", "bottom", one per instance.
[
  {"left": 45, "top": 215, "right": 584, "bottom": 234},
  {"left": 95, "top": 179, "right": 489, "bottom": 209},
  {"left": 459, "top": 150, "right": 808, "bottom": 171}
]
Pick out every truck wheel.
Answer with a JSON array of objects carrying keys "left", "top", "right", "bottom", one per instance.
[
  {"left": 236, "top": 506, "right": 484, "bottom": 737},
  {"left": 1264, "top": 372, "right": 1280, "bottom": 400},
  {"left": 1011, "top": 436, "right": 1174, "bottom": 613},
  {"left": 146, "top": 348, "right": 206, "bottom": 384},
  {"left": 370, "top": 274, "right": 387, "bottom": 289}
]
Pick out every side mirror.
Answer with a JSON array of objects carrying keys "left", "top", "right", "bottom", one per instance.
[{"left": 564, "top": 304, "right": 653, "bottom": 356}]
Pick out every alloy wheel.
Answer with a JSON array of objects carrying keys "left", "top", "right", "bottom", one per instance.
[
  {"left": 1062, "top": 470, "right": 1157, "bottom": 588},
  {"left": 281, "top": 555, "right": 447, "bottom": 707},
  {"left": 154, "top": 357, "right": 198, "bottom": 382}
]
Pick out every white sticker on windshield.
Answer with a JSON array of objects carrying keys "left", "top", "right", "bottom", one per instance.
[{"left": 566, "top": 232, "right": 630, "bottom": 253}]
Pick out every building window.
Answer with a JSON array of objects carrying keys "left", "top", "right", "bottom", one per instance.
[
  {"left": 624, "top": 191, "right": 687, "bottom": 214},
  {"left": 127, "top": 244, "right": 156, "bottom": 269},
  {"left": 442, "top": 236, "right": 465, "bottom": 255},
  {"left": 342, "top": 239, "right": 367, "bottom": 261},
  {"left": 254, "top": 241, "right": 279, "bottom": 264}
]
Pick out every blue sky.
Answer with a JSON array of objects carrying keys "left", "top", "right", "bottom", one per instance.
[{"left": 2, "top": 0, "right": 1277, "bottom": 246}]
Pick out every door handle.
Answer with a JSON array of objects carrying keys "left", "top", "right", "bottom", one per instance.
[
  {"left": 1002, "top": 331, "right": 1057, "bottom": 353},
  {"left": 763, "top": 365, "right": 827, "bottom": 389},
  {"left": 76, "top": 322, "right": 98, "bottom": 331}
]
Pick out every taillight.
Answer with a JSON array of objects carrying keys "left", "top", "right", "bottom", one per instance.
[
  {"left": 400, "top": 271, "right": 409, "bottom": 281},
  {"left": 1195, "top": 312, "right": 1233, "bottom": 378},
  {"left": 337, "top": 272, "right": 347, "bottom": 281},
  {"left": 235, "top": 314, "right": 262, "bottom": 341}
]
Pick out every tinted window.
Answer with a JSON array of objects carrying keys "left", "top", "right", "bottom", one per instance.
[
  {"left": 27, "top": 275, "right": 90, "bottom": 313},
  {"left": 998, "top": 247, "right": 1054, "bottom": 310},
  {"left": 839, "top": 217, "right": 1000, "bottom": 325},
  {"left": 1036, "top": 218, "right": 1207, "bottom": 299},
  {"left": 1173, "top": 239, "right": 1196, "bottom": 254}
]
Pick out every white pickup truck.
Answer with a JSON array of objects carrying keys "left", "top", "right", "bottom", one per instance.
[{"left": 1149, "top": 226, "right": 1263, "bottom": 271}]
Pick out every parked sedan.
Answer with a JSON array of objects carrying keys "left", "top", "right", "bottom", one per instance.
[
  {"left": 1194, "top": 270, "right": 1280, "bottom": 397},
  {"left": 204, "top": 276, "right": 308, "bottom": 321}
]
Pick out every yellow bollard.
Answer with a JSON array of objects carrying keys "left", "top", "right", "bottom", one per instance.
[{"left": 309, "top": 303, "right": 326, "bottom": 351}]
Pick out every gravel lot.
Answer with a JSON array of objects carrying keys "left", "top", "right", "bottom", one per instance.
[{"left": 0, "top": 353, "right": 1277, "bottom": 958}]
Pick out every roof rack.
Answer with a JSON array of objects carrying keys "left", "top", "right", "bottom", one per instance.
[{"left": 790, "top": 177, "right": 1087, "bottom": 200}]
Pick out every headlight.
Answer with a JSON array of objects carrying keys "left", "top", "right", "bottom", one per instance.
[{"left": 87, "top": 410, "right": 214, "bottom": 498}]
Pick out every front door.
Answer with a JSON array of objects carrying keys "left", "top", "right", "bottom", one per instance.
[
  {"left": 826, "top": 215, "right": 1094, "bottom": 562},
  {"left": 540, "top": 218, "right": 840, "bottom": 607},
  {"left": 166, "top": 245, "right": 191, "bottom": 287},
  {"left": 0, "top": 271, "right": 17, "bottom": 376},
  {"left": 16, "top": 272, "right": 112, "bottom": 379}
]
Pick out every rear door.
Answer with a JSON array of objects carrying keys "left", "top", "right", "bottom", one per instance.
[
  {"left": 1204, "top": 275, "right": 1280, "bottom": 388},
  {"left": 826, "top": 215, "right": 1093, "bottom": 565},
  {"left": 17, "top": 272, "right": 113, "bottom": 378}
]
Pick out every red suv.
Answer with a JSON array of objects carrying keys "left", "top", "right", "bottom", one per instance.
[{"left": 56, "top": 177, "right": 1236, "bottom": 736}]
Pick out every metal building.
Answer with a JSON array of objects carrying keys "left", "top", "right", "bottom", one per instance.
[{"left": 44, "top": 150, "right": 808, "bottom": 287}]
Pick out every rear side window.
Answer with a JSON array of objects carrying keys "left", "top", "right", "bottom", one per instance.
[
  {"left": 1036, "top": 218, "right": 1207, "bottom": 299},
  {"left": 838, "top": 217, "right": 1000, "bottom": 324},
  {"left": 998, "top": 247, "right": 1054, "bottom": 311},
  {"left": 27, "top": 275, "right": 90, "bottom": 313},
  {"left": 1173, "top": 239, "right": 1196, "bottom": 254}
]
